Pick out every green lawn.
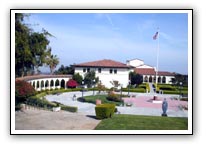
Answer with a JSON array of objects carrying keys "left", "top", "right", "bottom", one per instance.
[
  {"left": 95, "top": 114, "right": 188, "bottom": 130},
  {"left": 78, "top": 95, "right": 122, "bottom": 106}
]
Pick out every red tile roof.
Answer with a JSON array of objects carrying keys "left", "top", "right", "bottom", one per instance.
[
  {"left": 158, "top": 71, "right": 175, "bottom": 76},
  {"left": 134, "top": 68, "right": 174, "bottom": 76},
  {"left": 134, "top": 68, "right": 156, "bottom": 75},
  {"left": 74, "top": 59, "right": 133, "bottom": 68},
  {"left": 16, "top": 75, "right": 72, "bottom": 81}
]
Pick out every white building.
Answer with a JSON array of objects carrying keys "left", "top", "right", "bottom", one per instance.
[
  {"left": 74, "top": 59, "right": 134, "bottom": 88},
  {"left": 74, "top": 59, "right": 175, "bottom": 88},
  {"left": 126, "top": 58, "right": 154, "bottom": 69},
  {"left": 16, "top": 75, "right": 72, "bottom": 91},
  {"left": 127, "top": 59, "right": 175, "bottom": 84}
]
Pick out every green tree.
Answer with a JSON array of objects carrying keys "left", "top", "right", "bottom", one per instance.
[
  {"left": 45, "top": 54, "right": 59, "bottom": 74},
  {"left": 55, "top": 64, "right": 74, "bottom": 74},
  {"left": 15, "top": 13, "right": 33, "bottom": 77},
  {"left": 29, "top": 31, "right": 52, "bottom": 74},
  {"left": 171, "top": 73, "right": 188, "bottom": 87},
  {"left": 129, "top": 71, "right": 143, "bottom": 87},
  {"left": 15, "top": 13, "right": 55, "bottom": 77},
  {"left": 84, "top": 71, "right": 99, "bottom": 88},
  {"left": 73, "top": 73, "right": 83, "bottom": 85}
]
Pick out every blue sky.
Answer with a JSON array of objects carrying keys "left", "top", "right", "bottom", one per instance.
[{"left": 25, "top": 11, "right": 189, "bottom": 74}]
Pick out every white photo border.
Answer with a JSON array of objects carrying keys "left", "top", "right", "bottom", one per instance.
[{"left": 10, "top": 9, "right": 193, "bottom": 135}]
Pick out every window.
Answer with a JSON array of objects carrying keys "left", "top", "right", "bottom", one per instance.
[
  {"left": 87, "top": 68, "right": 90, "bottom": 72},
  {"left": 162, "top": 76, "right": 166, "bottom": 84},
  {"left": 110, "top": 69, "right": 113, "bottom": 74},
  {"left": 98, "top": 68, "right": 101, "bottom": 73},
  {"left": 114, "top": 69, "right": 117, "bottom": 74},
  {"left": 83, "top": 68, "right": 86, "bottom": 72}
]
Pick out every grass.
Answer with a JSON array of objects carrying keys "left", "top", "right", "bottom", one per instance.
[
  {"left": 78, "top": 95, "right": 123, "bottom": 106},
  {"left": 156, "top": 84, "right": 188, "bottom": 95},
  {"left": 95, "top": 114, "right": 188, "bottom": 130}
]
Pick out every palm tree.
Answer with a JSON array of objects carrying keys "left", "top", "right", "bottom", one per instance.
[{"left": 46, "top": 54, "right": 59, "bottom": 74}]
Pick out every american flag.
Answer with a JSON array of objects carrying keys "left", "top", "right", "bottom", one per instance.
[{"left": 153, "top": 32, "right": 158, "bottom": 40}]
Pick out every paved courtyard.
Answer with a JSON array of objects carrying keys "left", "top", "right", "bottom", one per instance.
[
  {"left": 45, "top": 91, "right": 188, "bottom": 117},
  {"left": 16, "top": 91, "right": 188, "bottom": 130}
]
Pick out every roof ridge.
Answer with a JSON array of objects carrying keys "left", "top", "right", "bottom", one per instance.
[{"left": 74, "top": 59, "right": 132, "bottom": 68}]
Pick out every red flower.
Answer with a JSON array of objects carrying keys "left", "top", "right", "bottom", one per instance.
[
  {"left": 15, "top": 80, "right": 36, "bottom": 98},
  {"left": 67, "top": 79, "right": 78, "bottom": 88}
]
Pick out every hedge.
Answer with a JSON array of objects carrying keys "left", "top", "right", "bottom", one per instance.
[
  {"left": 45, "top": 88, "right": 82, "bottom": 95},
  {"left": 95, "top": 104, "right": 116, "bottom": 119},
  {"left": 35, "top": 92, "right": 47, "bottom": 98},
  {"left": 60, "top": 105, "right": 78, "bottom": 113},
  {"left": 158, "top": 84, "right": 176, "bottom": 91},
  {"left": 137, "top": 84, "right": 146, "bottom": 89},
  {"left": 163, "top": 90, "right": 188, "bottom": 95},
  {"left": 26, "top": 96, "right": 57, "bottom": 109},
  {"left": 122, "top": 88, "right": 145, "bottom": 93}
]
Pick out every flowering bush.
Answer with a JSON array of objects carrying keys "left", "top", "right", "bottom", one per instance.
[
  {"left": 15, "top": 80, "right": 36, "bottom": 104},
  {"left": 66, "top": 79, "right": 78, "bottom": 88},
  {"left": 107, "top": 91, "right": 122, "bottom": 102}
]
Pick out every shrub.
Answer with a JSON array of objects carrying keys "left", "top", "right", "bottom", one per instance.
[
  {"left": 158, "top": 85, "right": 176, "bottom": 91},
  {"left": 67, "top": 79, "right": 78, "bottom": 88},
  {"left": 122, "top": 88, "right": 145, "bottom": 93},
  {"left": 137, "top": 84, "right": 146, "bottom": 89},
  {"left": 95, "top": 104, "right": 116, "bottom": 119},
  {"left": 107, "top": 91, "right": 122, "bottom": 102},
  {"left": 60, "top": 105, "right": 78, "bottom": 113},
  {"left": 26, "top": 96, "right": 56, "bottom": 109},
  {"left": 35, "top": 92, "right": 47, "bottom": 98},
  {"left": 15, "top": 80, "right": 36, "bottom": 104},
  {"left": 73, "top": 73, "right": 83, "bottom": 85}
]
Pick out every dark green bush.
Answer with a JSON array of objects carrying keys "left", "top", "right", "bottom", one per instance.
[
  {"left": 61, "top": 105, "right": 78, "bottom": 112},
  {"left": 26, "top": 97, "right": 56, "bottom": 109},
  {"left": 95, "top": 104, "right": 116, "bottom": 119}
]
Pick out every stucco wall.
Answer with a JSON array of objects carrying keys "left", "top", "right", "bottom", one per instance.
[{"left": 75, "top": 67, "right": 130, "bottom": 88}]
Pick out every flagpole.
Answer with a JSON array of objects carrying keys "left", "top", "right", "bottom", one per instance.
[{"left": 156, "top": 28, "right": 159, "bottom": 92}]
